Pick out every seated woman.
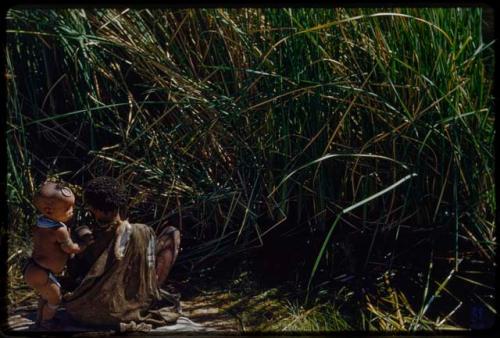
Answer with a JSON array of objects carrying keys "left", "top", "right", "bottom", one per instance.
[{"left": 63, "top": 176, "right": 181, "bottom": 329}]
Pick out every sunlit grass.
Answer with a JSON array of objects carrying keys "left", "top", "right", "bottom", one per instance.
[{"left": 5, "top": 7, "right": 495, "bottom": 330}]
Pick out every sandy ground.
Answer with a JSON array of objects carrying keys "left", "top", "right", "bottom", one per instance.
[{"left": 5, "top": 291, "right": 241, "bottom": 334}]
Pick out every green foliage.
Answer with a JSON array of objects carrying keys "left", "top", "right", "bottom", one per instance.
[{"left": 5, "top": 8, "right": 495, "bottom": 330}]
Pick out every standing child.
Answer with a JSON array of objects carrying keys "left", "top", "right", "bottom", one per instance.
[{"left": 23, "top": 181, "right": 93, "bottom": 329}]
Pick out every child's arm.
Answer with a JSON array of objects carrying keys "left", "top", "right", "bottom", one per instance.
[{"left": 56, "top": 227, "right": 89, "bottom": 254}]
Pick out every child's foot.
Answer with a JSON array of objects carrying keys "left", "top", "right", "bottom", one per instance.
[
  {"left": 36, "top": 317, "right": 62, "bottom": 331},
  {"left": 35, "top": 298, "right": 46, "bottom": 325}
]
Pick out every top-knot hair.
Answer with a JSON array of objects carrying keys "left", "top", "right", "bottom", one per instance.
[{"left": 83, "top": 176, "right": 128, "bottom": 217}]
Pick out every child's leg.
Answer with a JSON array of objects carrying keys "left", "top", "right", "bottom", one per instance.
[
  {"left": 36, "top": 297, "right": 46, "bottom": 324},
  {"left": 38, "top": 279, "right": 61, "bottom": 321},
  {"left": 24, "top": 263, "right": 62, "bottom": 322}
]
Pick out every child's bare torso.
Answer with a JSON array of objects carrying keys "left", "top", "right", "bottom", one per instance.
[{"left": 32, "top": 226, "right": 70, "bottom": 274}]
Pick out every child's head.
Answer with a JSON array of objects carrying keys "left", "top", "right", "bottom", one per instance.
[{"left": 34, "top": 181, "right": 75, "bottom": 223}]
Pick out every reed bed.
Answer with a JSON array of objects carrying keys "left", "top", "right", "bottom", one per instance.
[{"left": 6, "top": 8, "right": 495, "bottom": 330}]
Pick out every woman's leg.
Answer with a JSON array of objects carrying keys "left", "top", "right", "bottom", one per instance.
[{"left": 155, "top": 226, "right": 181, "bottom": 287}]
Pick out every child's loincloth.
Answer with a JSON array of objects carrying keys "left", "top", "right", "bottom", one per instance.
[{"left": 22, "top": 258, "right": 62, "bottom": 288}]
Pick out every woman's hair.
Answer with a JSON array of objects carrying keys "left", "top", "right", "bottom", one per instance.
[{"left": 83, "top": 176, "right": 128, "bottom": 216}]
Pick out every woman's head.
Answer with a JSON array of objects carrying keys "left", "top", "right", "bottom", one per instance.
[{"left": 83, "top": 176, "right": 128, "bottom": 224}]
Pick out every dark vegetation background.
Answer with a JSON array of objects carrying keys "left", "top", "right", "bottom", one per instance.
[{"left": 5, "top": 8, "right": 495, "bottom": 331}]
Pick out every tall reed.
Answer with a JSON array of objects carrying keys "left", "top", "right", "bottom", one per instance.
[{"left": 6, "top": 8, "right": 495, "bottom": 329}]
